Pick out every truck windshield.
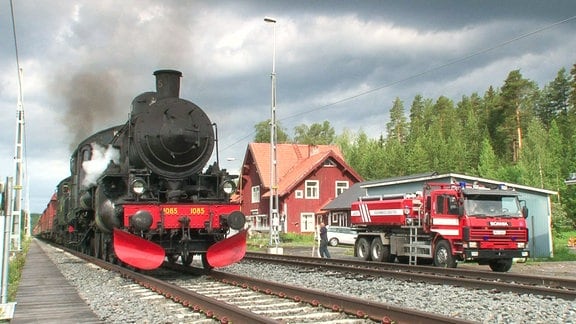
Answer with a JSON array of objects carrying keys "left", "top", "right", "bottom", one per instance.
[{"left": 464, "top": 195, "right": 521, "bottom": 217}]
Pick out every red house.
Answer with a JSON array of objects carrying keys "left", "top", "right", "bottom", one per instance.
[{"left": 239, "top": 143, "right": 363, "bottom": 234}]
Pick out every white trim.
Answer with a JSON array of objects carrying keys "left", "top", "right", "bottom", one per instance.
[
  {"left": 251, "top": 185, "right": 260, "bottom": 203},
  {"left": 305, "top": 180, "right": 319, "bottom": 199},
  {"left": 434, "top": 229, "right": 459, "bottom": 236},
  {"left": 352, "top": 205, "right": 404, "bottom": 223},
  {"left": 432, "top": 218, "right": 459, "bottom": 226}
]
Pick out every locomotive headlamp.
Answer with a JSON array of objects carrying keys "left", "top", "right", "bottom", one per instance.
[
  {"left": 131, "top": 178, "right": 146, "bottom": 195},
  {"left": 221, "top": 180, "right": 236, "bottom": 194}
]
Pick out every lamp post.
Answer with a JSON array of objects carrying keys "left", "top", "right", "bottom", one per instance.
[{"left": 264, "top": 17, "right": 280, "bottom": 248}]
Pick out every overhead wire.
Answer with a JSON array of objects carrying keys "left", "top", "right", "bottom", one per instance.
[{"left": 220, "top": 14, "right": 576, "bottom": 153}]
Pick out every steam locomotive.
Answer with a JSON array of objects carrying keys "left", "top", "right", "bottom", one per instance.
[{"left": 34, "top": 70, "right": 247, "bottom": 270}]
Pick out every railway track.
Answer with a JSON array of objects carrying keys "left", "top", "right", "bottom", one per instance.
[
  {"left": 64, "top": 246, "right": 471, "bottom": 323},
  {"left": 244, "top": 252, "right": 576, "bottom": 300}
]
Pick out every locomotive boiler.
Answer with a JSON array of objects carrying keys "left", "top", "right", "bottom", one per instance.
[{"left": 41, "top": 70, "right": 246, "bottom": 270}]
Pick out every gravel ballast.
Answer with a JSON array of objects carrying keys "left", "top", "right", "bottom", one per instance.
[{"left": 34, "top": 242, "right": 576, "bottom": 323}]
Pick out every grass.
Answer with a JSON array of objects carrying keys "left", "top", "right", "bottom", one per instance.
[
  {"left": 247, "top": 231, "right": 315, "bottom": 250},
  {"left": 7, "top": 238, "right": 30, "bottom": 302},
  {"left": 548, "top": 230, "right": 576, "bottom": 262}
]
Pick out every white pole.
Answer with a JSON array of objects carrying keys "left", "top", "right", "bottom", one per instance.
[
  {"left": 12, "top": 68, "right": 24, "bottom": 251},
  {"left": 265, "top": 17, "right": 280, "bottom": 248},
  {"left": 1, "top": 177, "right": 14, "bottom": 304}
]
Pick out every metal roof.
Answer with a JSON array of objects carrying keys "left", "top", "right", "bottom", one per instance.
[
  {"left": 322, "top": 182, "right": 365, "bottom": 210},
  {"left": 361, "top": 172, "right": 558, "bottom": 195}
]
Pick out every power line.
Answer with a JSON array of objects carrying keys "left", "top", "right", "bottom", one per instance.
[
  {"left": 280, "top": 14, "right": 576, "bottom": 122},
  {"left": 10, "top": 0, "right": 23, "bottom": 99},
  {"left": 220, "top": 15, "right": 576, "bottom": 153}
]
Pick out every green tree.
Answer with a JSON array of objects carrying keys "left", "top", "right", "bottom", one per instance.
[
  {"left": 293, "top": 120, "right": 335, "bottom": 145},
  {"left": 386, "top": 97, "right": 408, "bottom": 143},
  {"left": 488, "top": 70, "right": 537, "bottom": 162},
  {"left": 537, "top": 68, "right": 570, "bottom": 129},
  {"left": 477, "top": 138, "right": 499, "bottom": 179},
  {"left": 253, "top": 119, "right": 290, "bottom": 143}
]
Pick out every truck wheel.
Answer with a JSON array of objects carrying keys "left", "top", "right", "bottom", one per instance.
[
  {"left": 370, "top": 237, "right": 391, "bottom": 262},
  {"left": 356, "top": 237, "right": 372, "bottom": 261},
  {"left": 489, "top": 258, "right": 513, "bottom": 272},
  {"left": 434, "top": 240, "right": 457, "bottom": 268}
]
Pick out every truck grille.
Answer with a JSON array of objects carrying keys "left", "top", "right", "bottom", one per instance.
[{"left": 468, "top": 228, "right": 527, "bottom": 242}]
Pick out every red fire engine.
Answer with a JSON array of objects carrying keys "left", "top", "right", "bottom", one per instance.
[{"left": 350, "top": 182, "right": 529, "bottom": 272}]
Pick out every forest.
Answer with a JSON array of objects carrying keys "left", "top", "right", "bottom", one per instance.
[{"left": 254, "top": 63, "right": 576, "bottom": 231}]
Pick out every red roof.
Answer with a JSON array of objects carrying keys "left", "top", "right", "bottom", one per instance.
[{"left": 245, "top": 143, "right": 362, "bottom": 197}]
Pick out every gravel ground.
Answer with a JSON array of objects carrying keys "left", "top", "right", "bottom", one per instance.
[
  {"left": 32, "top": 242, "right": 576, "bottom": 323},
  {"left": 37, "top": 242, "right": 213, "bottom": 324},
  {"left": 222, "top": 259, "right": 576, "bottom": 323},
  {"left": 232, "top": 246, "right": 576, "bottom": 323}
]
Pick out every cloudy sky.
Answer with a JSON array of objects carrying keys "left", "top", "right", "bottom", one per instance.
[{"left": 1, "top": 1, "right": 575, "bottom": 213}]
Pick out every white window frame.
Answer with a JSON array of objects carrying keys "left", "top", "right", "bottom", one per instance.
[
  {"left": 295, "top": 190, "right": 303, "bottom": 199},
  {"left": 335, "top": 181, "right": 349, "bottom": 196},
  {"left": 251, "top": 185, "right": 260, "bottom": 203},
  {"left": 305, "top": 180, "right": 319, "bottom": 199},
  {"left": 300, "top": 212, "right": 315, "bottom": 232}
]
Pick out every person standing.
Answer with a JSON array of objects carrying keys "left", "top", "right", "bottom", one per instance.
[{"left": 319, "top": 222, "right": 331, "bottom": 258}]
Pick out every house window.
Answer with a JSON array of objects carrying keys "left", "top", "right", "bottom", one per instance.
[
  {"left": 251, "top": 186, "right": 260, "bottom": 203},
  {"left": 305, "top": 180, "right": 319, "bottom": 199},
  {"left": 332, "top": 212, "right": 348, "bottom": 226},
  {"left": 295, "top": 190, "right": 303, "bottom": 199},
  {"left": 323, "top": 158, "right": 336, "bottom": 167},
  {"left": 335, "top": 181, "right": 349, "bottom": 196},
  {"left": 300, "top": 213, "right": 315, "bottom": 232}
]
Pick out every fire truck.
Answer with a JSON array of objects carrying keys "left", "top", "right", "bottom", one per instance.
[{"left": 350, "top": 182, "right": 529, "bottom": 272}]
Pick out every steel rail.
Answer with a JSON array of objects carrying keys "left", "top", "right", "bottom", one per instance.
[
  {"left": 209, "top": 270, "right": 474, "bottom": 324},
  {"left": 64, "top": 247, "right": 279, "bottom": 323},
  {"left": 245, "top": 252, "right": 576, "bottom": 300}
]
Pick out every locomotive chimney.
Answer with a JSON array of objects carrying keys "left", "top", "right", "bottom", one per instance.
[{"left": 153, "top": 70, "right": 182, "bottom": 100}]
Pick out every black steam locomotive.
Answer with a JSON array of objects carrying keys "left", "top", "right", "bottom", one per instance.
[{"left": 37, "top": 70, "right": 246, "bottom": 270}]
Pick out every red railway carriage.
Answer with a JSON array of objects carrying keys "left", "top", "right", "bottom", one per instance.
[{"left": 33, "top": 193, "right": 57, "bottom": 237}]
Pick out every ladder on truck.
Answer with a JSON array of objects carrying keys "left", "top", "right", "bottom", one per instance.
[{"left": 405, "top": 218, "right": 421, "bottom": 266}]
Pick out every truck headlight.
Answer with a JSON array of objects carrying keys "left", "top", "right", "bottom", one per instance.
[
  {"left": 467, "top": 242, "right": 478, "bottom": 248},
  {"left": 517, "top": 242, "right": 526, "bottom": 249}
]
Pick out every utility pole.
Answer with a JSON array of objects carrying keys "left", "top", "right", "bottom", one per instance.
[
  {"left": 264, "top": 17, "right": 281, "bottom": 250},
  {"left": 12, "top": 68, "right": 25, "bottom": 251}
]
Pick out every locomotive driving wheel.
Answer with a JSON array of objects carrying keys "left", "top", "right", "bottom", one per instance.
[
  {"left": 182, "top": 253, "right": 194, "bottom": 266},
  {"left": 167, "top": 254, "right": 179, "bottom": 263}
]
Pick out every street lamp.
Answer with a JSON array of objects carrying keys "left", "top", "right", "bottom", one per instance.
[{"left": 264, "top": 17, "right": 280, "bottom": 249}]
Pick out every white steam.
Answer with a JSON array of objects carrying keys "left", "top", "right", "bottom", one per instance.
[{"left": 82, "top": 143, "right": 120, "bottom": 188}]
